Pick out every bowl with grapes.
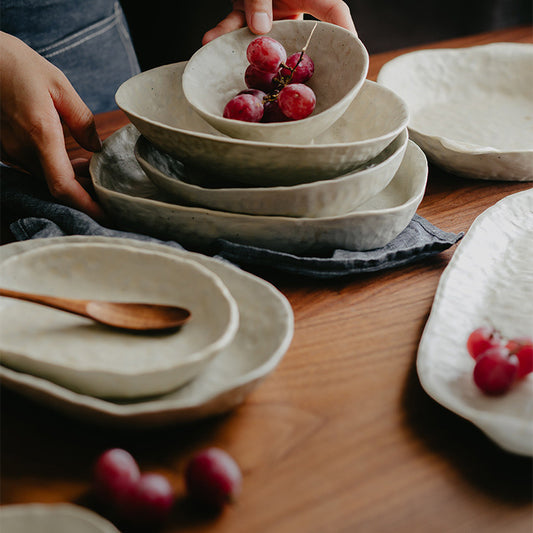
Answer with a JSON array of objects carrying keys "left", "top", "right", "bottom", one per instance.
[
  {"left": 181, "top": 20, "right": 369, "bottom": 144},
  {"left": 115, "top": 63, "right": 408, "bottom": 186}
]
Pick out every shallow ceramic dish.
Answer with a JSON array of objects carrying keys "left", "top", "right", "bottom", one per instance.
[
  {"left": 115, "top": 63, "right": 408, "bottom": 185},
  {"left": 377, "top": 43, "right": 533, "bottom": 180},
  {"left": 91, "top": 126, "right": 427, "bottom": 254},
  {"left": 417, "top": 189, "right": 533, "bottom": 456},
  {"left": 0, "top": 236, "right": 294, "bottom": 427},
  {"left": 0, "top": 242, "right": 239, "bottom": 399},
  {"left": 182, "top": 20, "right": 368, "bottom": 143},
  {"left": 135, "top": 129, "right": 408, "bottom": 217},
  {"left": 0, "top": 503, "right": 120, "bottom": 533}
]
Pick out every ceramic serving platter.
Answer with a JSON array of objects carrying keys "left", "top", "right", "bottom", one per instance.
[
  {"left": 0, "top": 236, "right": 294, "bottom": 427},
  {"left": 377, "top": 43, "right": 533, "bottom": 180},
  {"left": 135, "top": 129, "right": 408, "bottom": 217},
  {"left": 417, "top": 189, "right": 533, "bottom": 456},
  {"left": 0, "top": 242, "right": 239, "bottom": 399},
  {"left": 0, "top": 503, "right": 120, "bottom": 533},
  {"left": 90, "top": 125, "right": 427, "bottom": 254}
]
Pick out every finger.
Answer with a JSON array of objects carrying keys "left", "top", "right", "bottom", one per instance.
[
  {"left": 202, "top": 10, "right": 246, "bottom": 44},
  {"left": 300, "top": 0, "right": 356, "bottom": 34},
  {"left": 71, "top": 157, "right": 90, "bottom": 178},
  {"left": 50, "top": 72, "right": 102, "bottom": 153},
  {"left": 243, "top": 0, "right": 273, "bottom": 34}
]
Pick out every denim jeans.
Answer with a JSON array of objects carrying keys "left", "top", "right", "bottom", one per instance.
[{"left": 1, "top": 0, "right": 141, "bottom": 113}]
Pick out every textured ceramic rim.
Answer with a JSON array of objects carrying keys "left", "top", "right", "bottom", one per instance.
[{"left": 0, "top": 236, "right": 294, "bottom": 425}]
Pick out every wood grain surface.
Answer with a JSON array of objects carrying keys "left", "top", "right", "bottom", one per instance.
[{"left": 1, "top": 25, "right": 532, "bottom": 533}]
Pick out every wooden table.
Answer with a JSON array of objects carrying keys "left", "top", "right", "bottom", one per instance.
[{"left": 1, "top": 25, "right": 532, "bottom": 533}]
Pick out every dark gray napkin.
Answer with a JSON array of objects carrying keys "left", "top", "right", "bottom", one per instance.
[{"left": 1, "top": 167, "right": 462, "bottom": 278}]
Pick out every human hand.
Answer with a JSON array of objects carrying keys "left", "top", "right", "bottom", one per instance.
[
  {"left": 0, "top": 32, "right": 106, "bottom": 222},
  {"left": 203, "top": 0, "right": 356, "bottom": 44}
]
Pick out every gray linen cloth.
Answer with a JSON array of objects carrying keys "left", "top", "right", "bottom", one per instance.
[{"left": 1, "top": 167, "right": 462, "bottom": 278}]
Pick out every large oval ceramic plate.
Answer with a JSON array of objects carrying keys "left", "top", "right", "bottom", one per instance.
[
  {"left": 377, "top": 43, "right": 533, "bottom": 180},
  {"left": 0, "top": 242, "right": 239, "bottom": 399},
  {"left": 90, "top": 125, "right": 427, "bottom": 254},
  {"left": 0, "top": 503, "right": 119, "bottom": 533},
  {"left": 0, "top": 236, "right": 294, "bottom": 427},
  {"left": 417, "top": 189, "right": 533, "bottom": 456}
]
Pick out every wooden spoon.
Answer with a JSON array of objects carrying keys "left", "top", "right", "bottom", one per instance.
[{"left": 0, "top": 288, "right": 191, "bottom": 331}]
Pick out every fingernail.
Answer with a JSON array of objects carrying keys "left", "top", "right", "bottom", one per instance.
[
  {"left": 251, "top": 12, "right": 271, "bottom": 34},
  {"left": 89, "top": 129, "right": 102, "bottom": 152}
]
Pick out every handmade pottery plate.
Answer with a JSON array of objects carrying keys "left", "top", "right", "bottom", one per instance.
[
  {"left": 378, "top": 43, "right": 533, "bottom": 180},
  {"left": 182, "top": 20, "right": 368, "bottom": 143},
  {"left": 0, "top": 503, "right": 120, "bottom": 533},
  {"left": 0, "top": 242, "right": 239, "bottom": 399},
  {"left": 91, "top": 125, "right": 427, "bottom": 254},
  {"left": 116, "top": 63, "right": 408, "bottom": 185},
  {"left": 135, "top": 129, "right": 408, "bottom": 217},
  {"left": 417, "top": 189, "right": 533, "bottom": 456},
  {"left": 0, "top": 236, "right": 294, "bottom": 427}
]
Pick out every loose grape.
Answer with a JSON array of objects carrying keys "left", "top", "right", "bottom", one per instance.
[
  {"left": 466, "top": 326, "right": 501, "bottom": 359},
  {"left": 473, "top": 346, "right": 519, "bottom": 395},
  {"left": 507, "top": 337, "right": 533, "bottom": 378},
  {"left": 93, "top": 448, "right": 141, "bottom": 508},
  {"left": 123, "top": 472, "right": 175, "bottom": 525},
  {"left": 244, "top": 65, "right": 278, "bottom": 92},
  {"left": 246, "top": 36, "right": 287, "bottom": 73},
  {"left": 223, "top": 94, "right": 264, "bottom": 122},
  {"left": 278, "top": 83, "right": 316, "bottom": 120},
  {"left": 184, "top": 447, "right": 242, "bottom": 509},
  {"left": 280, "top": 52, "right": 315, "bottom": 84}
]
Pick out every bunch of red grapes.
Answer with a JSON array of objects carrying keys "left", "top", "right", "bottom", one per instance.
[
  {"left": 467, "top": 326, "right": 533, "bottom": 395},
  {"left": 223, "top": 36, "right": 316, "bottom": 123}
]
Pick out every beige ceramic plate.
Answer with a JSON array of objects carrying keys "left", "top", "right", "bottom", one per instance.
[
  {"left": 0, "top": 504, "right": 120, "bottom": 533},
  {"left": 378, "top": 43, "right": 533, "bottom": 180},
  {"left": 0, "top": 236, "right": 294, "bottom": 427},
  {"left": 417, "top": 190, "right": 533, "bottom": 456},
  {"left": 91, "top": 125, "right": 427, "bottom": 254},
  {"left": 116, "top": 63, "right": 408, "bottom": 185},
  {"left": 182, "top": 20, "right": 368, "bottom": 143},
  {"left": 0, "top": 242, "right": 239, "bottom": 399},
  {"left": 135, "top": 129, "right": 408, "bottom": 217}
]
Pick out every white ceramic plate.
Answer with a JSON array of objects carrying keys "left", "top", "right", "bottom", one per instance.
[
  {"left": 91, "top": 125, "right": 427, "bottom": 254},
  {"left": 0, "top": 503, "right": 120, "bottom": 533},
  {"left": 377, "top": 43, "right": 533, "bottom": 180},
  {"left": 182, "top": 20, "right": 368, "bottom": 143},
  {"left": 0, "top": 242, "right": 239, "bottom": 399},
  {"left": 0, "top": 236, "right": 294, "bottom": 427},
  {"left": 116, "top": 62, "right": 408, "bottom": 185},
  {"left": 134, "top": 129, "right": 408, "bottom": 217},
  {"left": 417, "top": 189, "right": 533, "bottom": 456}
]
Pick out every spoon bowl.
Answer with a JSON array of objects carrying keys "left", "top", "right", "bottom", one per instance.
[{"left": 0, "top": 288, "right": 191, "bottom": 332}]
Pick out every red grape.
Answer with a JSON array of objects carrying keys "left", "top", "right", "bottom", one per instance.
[
  {"left": 238, "top": 88, "right": 267, "bottom": 101},
  {"left": 223, "top": 93, "right": 263, "bottom": 122},
  {"left": 506, "top": 337, "right": 533, "bottom": 378},
  {"left": 184, "top": 447, "right": 242, "bottom": 509},
  {"left": 473, "top": 346, "right": 519, "bottom": 395},
  {"left": 93, "top": 448, "right": 141, "bottom": 508},
  {"left": 244, "top": 64, "right": 278, "bottom": 92},
  {"left": 262, "top": 99, "right": 290, "bottom": 123},
  {"left": 280, "top": 52, "right": 315, "bottom": 84},
  {"left": 278, "top": 83, "right": 316, "bottom": 120},
  {"left": 246, "top": 36, "right": 286, "bottom": 73},
  {"left": 123, "top": 472, "right": 175, "bottom": 525},
  {"left": 466, "top": 326, "right": 501, "bottom": 359}
]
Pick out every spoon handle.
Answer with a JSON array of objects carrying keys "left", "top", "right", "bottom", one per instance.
[{"left": 0, "top": 288, "right": 90, "bottom": 318}]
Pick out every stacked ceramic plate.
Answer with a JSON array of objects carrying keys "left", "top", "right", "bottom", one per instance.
[
  {"left": 96, "top": 21, "right": 426, "bottom": 255},
  {"left": 0, "top": 236, "right": 294, "bottom": 426}
]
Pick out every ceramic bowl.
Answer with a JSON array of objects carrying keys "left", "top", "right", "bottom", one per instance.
[
  {"left": 0, "top": 504, "right": 120, "bottom": 533},
  {"left": 0, "top": 242, "right": 239, "bottom": 399},
  {"left": 135, "top": 129, "right": 408, "bottom": 217},
  {"left": 377, "top": 43, "right": 533, "bottom": 180},
  {"left": 181, "top": 20, "right": 368, "bottom": 143},
  {"left": 91, "top": 125, "right": 428, "bottom": 254},
  {"left": 115, "top": 63, "right": 408, "bottom": 185}
]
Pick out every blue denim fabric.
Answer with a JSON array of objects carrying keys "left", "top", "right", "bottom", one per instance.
[{"left": 1, "top": 0, "right": 140, "bottom": 113}]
